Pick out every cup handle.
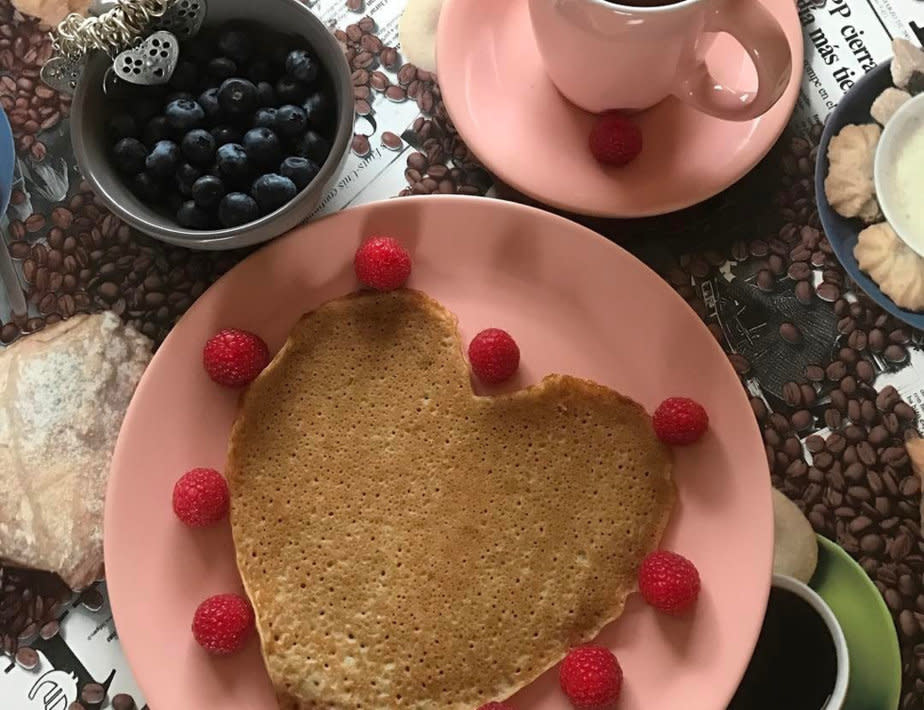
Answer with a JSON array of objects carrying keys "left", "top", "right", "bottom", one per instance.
[{"left": 672, "top": 0, "right": 792, "bottom": 121}]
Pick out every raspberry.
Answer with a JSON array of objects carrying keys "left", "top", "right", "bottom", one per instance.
[
  {"left": 652, "top": 396, "right": 709, "bottom": 445},
  {"left": 172, "top": 468, "right": 230, "bottom": 527},
  {"left": 354, "top": 236, "right": 411, "bottom": 291},
  {"left": 203, "top": 328, "right": 270, "bottom": 387},
  {"left": 192, "top": 593, "right": 254, "bottom": 655},
  {"left": 559, "top": 644, "right": 623, "bottom": 710},
  {"left": 477, "top": 703, "right": 514, "bottom": 710},
  {"left": 588, "top": 112, "right": 642, "bottom": 166},
  {"left": 468, "top": 329, "right": 520, "bottom": 384},
  {"left": 638, "top": 550, "right": 701, "bottom": 615}
]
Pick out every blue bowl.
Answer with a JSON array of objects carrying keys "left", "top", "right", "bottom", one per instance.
[
  {"left": 815, "top": 59, "right": 924, "bottom": 329},
  {"left": 0, "top": 106, "right": 14, "bottom": 217}
]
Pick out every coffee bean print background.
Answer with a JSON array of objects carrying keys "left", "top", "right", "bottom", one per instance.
[
  {"left": 1, "top": 570, "right": 147, "bottom": 709},
  {"left": 1, "top": 0, "right": 923, "bottom": 708},
  {"left": 333, "top": 13, "right": 493, "bottom": 199}
]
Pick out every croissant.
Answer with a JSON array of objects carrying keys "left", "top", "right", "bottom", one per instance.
[{"left": 0, "top": 313, "right": 150, "bottom": 589}]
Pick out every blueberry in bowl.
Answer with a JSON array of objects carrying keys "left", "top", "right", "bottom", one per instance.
[
  {"left": 252, "top": 173, "right": 298, "bottom": 213},
  {"left": 243, "top": 127, "right": 284, "bottom": 169},
  {"left": 112, "top": 138, "right": 147, "bottom": 175},
  {"left": 181, "top": 129, "right": 217, "bottom": 166},
  {"left": 192, "top": 174, "right": 226, "bottom": 209},
  {"left": 219, "top": 192, "right": 260, "bottom": 227},
  {"left": 165, "top": 98, "right": 206, "bottom": 132},
  {"left": 218, "top": 78, "right": 259, "bottom": 115},
  {"left": 145, "top": 140, "right": 180, "bottom": 178},
  {"left": 280, "top": 156, "right": 319, "bottom": 190},
  {"left": 71, "top": 0, "right": 352, "bottom": 250}
]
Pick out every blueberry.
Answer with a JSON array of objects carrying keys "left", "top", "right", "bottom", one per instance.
[
  {"left": 279, "top": 156, "right": 318, "bottom": 190},
  {"left": 246, "top": 59, "right": 273, "bottom": 84},
  {"left": 145, "top": 140, "right": 180, "bottom": 177},
  {"left": 177, "top": 200, "right": 212, "bottom": 229},
  {"left": 251, "top": 173, "right": 297, "bottom": 213},
  {"left": 181, "top": 128, "right": 217, "bottom": 165},
  {"left": 112, "top": 137, "right": 148, "bottom": 174},
  {"left": 256, "top": 81, "right": 277, "bottom": 108},
  {"left": 130, "top": 96, "right": 161, "bottom": 124},
  {"left": 293, "top": 130, "right": 330, "bottom": 164},
  {"left": 215, "top": 143, "right": 252, "bottom": 184},
  {"left": 192, "top": 174, "right": 225, "bottom": 209},
  {"left": 285, "top": 49, "right": 318, "bottom": 84},
  {"left": 166, "top": 91, "right": 196, "bottom": 104},
  {"left": 302, "top": 90, "right": 334, "bottom": 129},
  {"left": 275, "top": 76, "right": 308, "bottom": 105},
  {"left": 218, "top": 78, "right": 258, "bottom": 114},
  {"left": 142, "top": 115, "right": 173, "bottom": 147},
  {"left": 218, "top": 192, "right": 259, "bottom": 227},
  {"left": 106, "top": 113, "right": 137, "bottom": 142},
  {"left": 175, "top": 162, "right": 203, "bottom": 196},
  {"left": 131, "top": 172, "right": 163, "bottom": 202},
  {"left": 165, "top": 98, "right": 205, "bottom": 132},
  {"left": 275, "top": 104, "right": 307, "bottom": 137},
  {"left": 217, "top": 27, "right": 253, "bottom": 64},
  {"left": 208, "top": 56, "right": 237, "bottom": 80},
  {"left": 169, "top": 60, "right": 199, "bottom": 92},
  {"left": 198, "top": 88, "right": 223, "bottom": 122},
  {"left": 210, "top": 125, "right": 242, "bottom": 145},
  {"left": 243, "top": 127, "right": 282, "bottom": 168},
  {"left": 254, "top": 108, "right": 278, "bottom": 130}
]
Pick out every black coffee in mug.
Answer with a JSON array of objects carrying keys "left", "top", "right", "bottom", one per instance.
[{"left": 727, "top": 586, "right": 839, "bottom": 710}]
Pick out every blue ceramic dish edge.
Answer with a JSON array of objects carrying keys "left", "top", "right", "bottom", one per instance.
[
  {"left": 0, "top": 107, "right": 14, "bottom": 218},
  {"left": 814, "top": 59, "right": 924, "bottom": 330}
]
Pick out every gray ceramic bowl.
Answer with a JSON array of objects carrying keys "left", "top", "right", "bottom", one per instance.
[{"left": 71, "top": 0, "right": 353, "bottom": 250}]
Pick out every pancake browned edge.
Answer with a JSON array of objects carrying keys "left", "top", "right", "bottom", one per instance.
[{"left": 226, "top": 289, "right": 675, "bottom": 710}]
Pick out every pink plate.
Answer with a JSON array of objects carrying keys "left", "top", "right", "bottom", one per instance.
[
  {"left": 105, "top": 196, "right": 771, "bottom": 710},
  {"left": 436, "top": 0, "right": 803, "bottom": 217}
]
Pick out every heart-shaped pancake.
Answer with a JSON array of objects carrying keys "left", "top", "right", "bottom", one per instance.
[{"left": 227, "top": 290, "right": 675, "bottom": 709}]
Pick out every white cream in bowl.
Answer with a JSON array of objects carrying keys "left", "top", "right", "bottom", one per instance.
[{"left": 875, "top": 92, "right": 924, "bottom": 256}]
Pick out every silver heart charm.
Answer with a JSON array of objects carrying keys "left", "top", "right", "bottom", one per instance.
[
  {"left": 113, "top": 30, "right": 179, "bottom": 85},
  {"left": 40, "top": 55, "right": 86, "bottom": 94},
  {"left": 152, "top": 0, "right": 207, "bottom": 41}
]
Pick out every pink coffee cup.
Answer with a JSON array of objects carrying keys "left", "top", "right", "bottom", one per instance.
[{"left": 528, "top": 0, "right": 792, "bottom": 120}]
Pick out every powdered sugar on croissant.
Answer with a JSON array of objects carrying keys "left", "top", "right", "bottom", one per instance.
[
  {"left": 854, "top": 221, "right": 924, "bottom": 311},
  {"left": 0, "top": 313, "right": 151, "bottom": 589},
  {"left": 825, "top": 123, "right": 882, "bottom": 223}
]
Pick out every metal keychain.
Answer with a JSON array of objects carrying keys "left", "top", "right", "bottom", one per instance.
[{"left": 40, "top": 0, "right": 206, "bottom": 94}]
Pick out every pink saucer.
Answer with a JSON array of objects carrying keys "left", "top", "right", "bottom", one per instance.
[
  {"left": 104, "top": 196, "right": 771, "bottom": 710},
  {"left": 436, "top": 0, "right": 803, "bottom": 217}
]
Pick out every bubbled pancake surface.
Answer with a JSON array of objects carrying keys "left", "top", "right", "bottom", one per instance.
[{"left": 226, "top": 290, "right": 675, "bottom": 710}]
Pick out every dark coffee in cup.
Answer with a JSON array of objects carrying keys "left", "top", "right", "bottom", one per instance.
[{"left": 727, "top": 586, "right": 839, "bottom": 710}]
